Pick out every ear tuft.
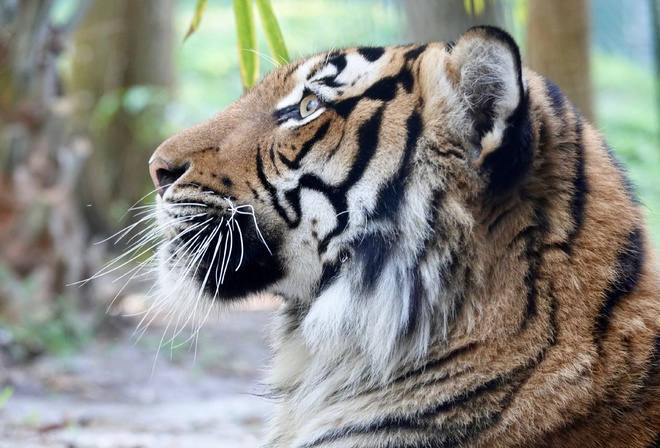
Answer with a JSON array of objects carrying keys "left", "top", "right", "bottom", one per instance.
[{"left": 449, "top": 26, "right": 533, "bottom": 193}]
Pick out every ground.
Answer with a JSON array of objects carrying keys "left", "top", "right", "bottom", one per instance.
[{"left": 0, "top": 307, "right": 276, "bottom": 448}]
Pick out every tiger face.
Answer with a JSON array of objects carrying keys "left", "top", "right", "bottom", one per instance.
[
  {"left": 149, "top": 28, "right": 517, "bottom": 312},
  {"left": 148, "top": 27, "right": 660, "bottom": 447}
]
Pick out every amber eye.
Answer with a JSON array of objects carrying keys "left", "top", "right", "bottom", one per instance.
[{"left": 299, "top": 94, "right": 321, "bottom": 118}]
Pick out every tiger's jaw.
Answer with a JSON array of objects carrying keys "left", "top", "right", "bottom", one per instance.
[{"left": 153, "top": 193, "right": 287, "bottom": 302}]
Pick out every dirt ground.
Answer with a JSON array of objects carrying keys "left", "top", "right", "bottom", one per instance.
[{"left": 0, "top": 307, "right": 277, "bottom": 448}]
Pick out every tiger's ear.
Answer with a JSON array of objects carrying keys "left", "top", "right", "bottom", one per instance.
[{"left": 447, "top": 26, "right": 533, "bottom": 193}]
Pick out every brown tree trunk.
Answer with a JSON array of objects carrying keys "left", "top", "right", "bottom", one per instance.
[
  {"left": 527, "top": 0, "right": 593, "bottom": 120},
  {"left": 0, "top": 1, "right": 93, "bottom": 334},
  {"left": 403, "top": 0, "right": 505, "bottom": 43},
  {"left": 71, "top": 0, "right": 174, "bottom": 235}
]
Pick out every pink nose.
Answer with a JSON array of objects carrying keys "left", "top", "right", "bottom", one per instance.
[{"left": 148, "top": 157, "right": 188, "bottom": 197}]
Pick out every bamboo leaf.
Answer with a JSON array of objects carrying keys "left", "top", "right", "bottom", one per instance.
[
  {"left": 463, "top": 0, "right": 486, "bottom": 16},
  {"left": 255, "top": 0, "right": 289, "bottom": 65},
  {"left": 233, "top": 0, "right": 259, "bottom": 90},
  {"left": 0, "top": 386, "right": 13, "bottom": 410},
  {"left": 184, "top": 0, "right": 208, "bottom": 42}
]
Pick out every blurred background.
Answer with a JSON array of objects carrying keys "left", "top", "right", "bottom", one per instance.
[{"left": 0, "top": 0, "right": 658, "bottom": 447}]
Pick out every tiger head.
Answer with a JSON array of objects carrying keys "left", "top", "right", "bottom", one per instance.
[{"left": 149, "top": 25, "right": 521, "bottom": 318}]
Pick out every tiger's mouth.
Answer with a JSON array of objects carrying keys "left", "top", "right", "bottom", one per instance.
[{"left": 158, "top": 199, "right": 283, "bottom": 300}]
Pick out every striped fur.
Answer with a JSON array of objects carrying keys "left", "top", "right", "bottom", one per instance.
[{"left": 148, "top": 27, "right": 660, "bottom": 447}]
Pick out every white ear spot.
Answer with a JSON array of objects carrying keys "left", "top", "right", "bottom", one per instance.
[{"left": 478, "top": 124, "right": 505, "bottom": 162}]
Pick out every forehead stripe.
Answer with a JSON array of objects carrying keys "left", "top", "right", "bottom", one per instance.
[{"left": 356, "top": 47, "right": 385, "bottom": 63}]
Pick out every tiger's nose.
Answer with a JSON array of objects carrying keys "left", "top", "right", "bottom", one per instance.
[{"left": 149, "top": 156, "right": 189, "bottom": 197}]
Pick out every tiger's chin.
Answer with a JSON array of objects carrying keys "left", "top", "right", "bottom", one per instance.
[
  {"left": 156, "top": 211, "right": 285, "bottom": 302},
  {"left": 156, "top": 245, "right": 283, "bottom": 303}
]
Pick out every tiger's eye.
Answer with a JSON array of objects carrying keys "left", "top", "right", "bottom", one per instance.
[{"left": 299, "top": 94, "right": 320, "bottom": 118}]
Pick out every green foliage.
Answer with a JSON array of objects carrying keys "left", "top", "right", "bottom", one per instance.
[
  {"left": 91, "top": 85, "right": 170, "bottom": 146},
  {"left": 255, "top": 0, "right": 289, "bottom": 64},
  {"left": 0, "top": 386, "right": 13, "bottom": 410},
  {"left": 0, "top": 286, "right": 91, "bottom": 360},
  {"left": 593, "top": 53, "right": 660, "bottom": 247},
  {"left": 173, "top": 0, "right": 403, "bottom": 127},
  {"left": 233, "top": 0, "right": 259, "bottom": 89},
  {"left": 184, "top": 0, "right": 207, "bottom": 41},
  {"left": 0, "top": 265, "right": 90, "bottom": 360},
  {"left": 463, "top": 0, "right": 486, "bottom": 16},
  {"left": 185, "top": 0, "right": 289, "bottom": 90}
]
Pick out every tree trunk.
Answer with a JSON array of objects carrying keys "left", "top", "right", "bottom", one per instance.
[
  {"left": 71, "top": 0, "right": 174, "bottom": 235},
  {"left": 402, "top": 0, "right": 505, "bottom": 43},
  {"left": 0, "top": 1, "right": 93, "bottom": 337},
  {"left": 527, "top": 0, "right": 593, "bottom": 120}
]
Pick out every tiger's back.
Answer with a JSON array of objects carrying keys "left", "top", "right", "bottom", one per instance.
[{"left": 147, "top": 27, "right": 660, "bottom": 447}]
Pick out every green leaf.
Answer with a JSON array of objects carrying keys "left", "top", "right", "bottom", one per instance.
[
  {"left": 463, "top": 0, "right": 486, "bottom": 16},
  {"left": 233, "top": 0, "right": 259, "bottom": 90},
  {"left": 0, "top": 386, "right": 13, "bottom": 410},
  {"left": 184, "top": 0, "right": 208, "bottom": 42},
  {"left": 255, "top": 0, "right": 289, "bottom": 65}
]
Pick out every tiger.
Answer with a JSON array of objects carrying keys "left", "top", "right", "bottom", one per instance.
[{"left": 146, "top": 26, "right": 660, "bottom": 447}]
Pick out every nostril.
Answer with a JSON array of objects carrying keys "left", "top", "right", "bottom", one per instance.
[
  {"left": 149, "top": 157, "right": 189, "bottom": 197},
  {"left": 156, "top": 168, "right": 186, "bottom": 193}
]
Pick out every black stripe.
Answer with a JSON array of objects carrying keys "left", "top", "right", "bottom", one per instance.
[
  {"left": 486, "top": 203, "right": 518, "bottom": 235},
  {"left": 363, "top": 76, "right": 399, "bottom": 102},
  {"left": 405, "top": 270, "right": 424, "bottom": 337},
  {"left": 317, "top": 76, "right": 343, "bottom": 88},
  {"left": 604, "top": 142, "right": 640, "bottom": 205},
  {"left": 405, "top": 188, "right": 448, "bottom": 336},
  {"left": 594, "top": 227, "right": 645, "bottom": 350},
  {"left": 649, "top": 433, "right": 660, "bottom": 448},
  {"left": 357, "top": 46, "right": 385, "bottom": 62},
  {"left": 327, "top": 53, "right": 347, "bottom": 74},
  {"left": 295, "top": 174, "right": 345, "bottom": 254},
  {"left": 326, "top": 128, "right": 345, "bottom": 161},
  {"left": 543, "top": 78, "right": 565, "bottom": 115},
  {"left": 317, "top": 261, "right": 341, "bottom": 294},
  {"left": 371, "top": 111, "right": 423, "bottom": 221},
  {"left": 395, "top": 342, "right": 478, "bottom": 384},
  {"left": 519, "top": 206, "right": 551, "bottom": 330},
  {"left": 561, "top": 117, "right": 588, "bottom": 253},
  {"left": 404, "top": 44, "right": 427, "bottom": 60},
  {"left": 268, "top": 143, "right": 281, "bottom": 175},
  {"left": 278, "top": 121, "right": 331, "bottom": 169},
  {"left": 482, "top": 93, "right": 534, "bottom": 193},
  {"left": 652, "top": 334, "right": 660, "bottom": 369},
  {"left": 353, "top": 229, "right": 394, "bottom": 294},
  {"left": 333, "top": 65, "right": 415, "bottom": 119},
  {"left": 256, "top": 145, "right": 300, "bottom": 228},
  {"left": 342, "top": 106, "right": 385, "bottom": 190},
  {"left": 332, "top": 96, "right": 360, "bottom": 119},
  {"left": 399, "top": 66, "right": 415, "bottom": 93}
]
